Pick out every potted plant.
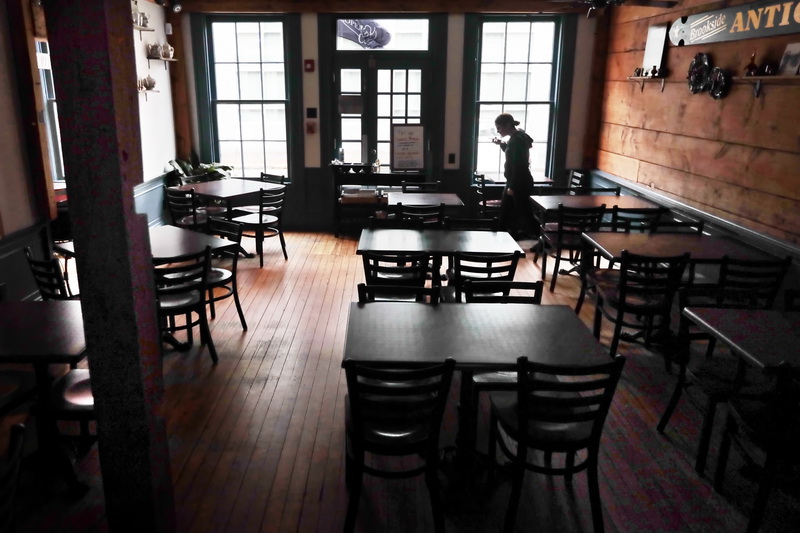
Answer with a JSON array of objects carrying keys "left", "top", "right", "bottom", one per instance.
[{"left": 168, "top": 159, "right": 233, "bottom": 184}]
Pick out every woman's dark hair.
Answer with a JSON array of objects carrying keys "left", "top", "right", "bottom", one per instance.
[{"left": 495, "top": 113, "right": 520, "bottom": 127}]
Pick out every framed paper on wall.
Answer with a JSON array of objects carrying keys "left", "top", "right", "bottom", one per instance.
[
  {"left": 778, "top": 43, "right": 800, "bottom": 76},
  {"left": 391, "top": 124, "right": 425, "bottom": 171},
  {"left": 642, "top": 24, "right": 668, "bottom": 77}
]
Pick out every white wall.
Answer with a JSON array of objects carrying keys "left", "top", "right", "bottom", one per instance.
[
  {"left": 564, "top": 16, "right": 595, "bottom": 170},
  {"left": 0, "top": 3, "right": 36, "bottom": 234},
  {"left": 443, "top": 15, "right": 464, "bottom": 170},
  {"left": 302, "top": 14, "right": 321, "bottom": 169},
  {"left": 135, "top": 1, "right": 177, "bottom": 179}
]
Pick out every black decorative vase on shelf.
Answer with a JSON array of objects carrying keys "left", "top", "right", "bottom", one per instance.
[{"left": 744, "top": 51, "right": 759, "bottom": 77}]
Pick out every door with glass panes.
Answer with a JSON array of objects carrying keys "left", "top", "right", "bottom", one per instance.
[{"left": 335, "top": 61, "right": 426, "bottom": 171}]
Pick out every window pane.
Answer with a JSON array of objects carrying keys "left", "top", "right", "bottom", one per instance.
[
  {"left": 239, "top": 64, "right": 263, "bottom": 100},
  {"left": 377, "top": 70, "right": 391, "bottom": 92},
  {"left": 378, "top": 118, "right": 391, "bottom": 141},
  {"left": 527, "top": 64, "right": 551, "bottom": 101},
  {"left": 407, "top": 95, "right": 421, "bottom": 117},
  {"left": 392, "top": 70, "right": 406, "bottom": 92},
  {"left": 530, "top": 23, "right": 555, "bottom": 62},
  {"left": 505, "top": 22, "right": 530, "bottom": 63},
  {"left": 530, "top": 143, "right": 547, "bottom": 176},
  {"left": 478, "top": 104, "right": 503, "bottom": 140},
  {"left": 408, "top": 70, "right": 421, "bottom": 92},
  {"left": 215, "top": 64, "right": 239, "bottom": 99},
  {"left": 260, "top": 22, "right": 284, "bottom": 61},
  {"left": 240, "top": 104, "right": 263, "bottom": 140},
  {"left": 342, "top": 141, "right": 362, "bottom": 163},
  {"left": 479, "top": 64, "right": 503, "bottom": 101},
  {"left": 503, "top": 63, "right": 527, "bottom": 101},
  {"left": 216, "top": 104, "right": 241, "bottom": 140},
  {"left": 377, "top": 94, "right": 391, "bottom": 116},
  {"left": 342, "top": 118, "right": 361, "bottom": 141},
  {"left": 336, "top": 19, "right": 428, "bottom": 51},
  {"left": 219, "top": 141, "right": 243, "bottom": 170},
  {"left": 242, "top": 140, "right": 265, "bottom": 175},
  {"left": 263, "top": 64, "right": 285, "bottom": 99},
  {"left": 265, "top": 141, "right": 288, "bottom": 171},
  {"left": 341, "top": 69, "right": 361, "bottom": 93},
  {"left": 481, "top": 23, "right": 506, "bottom": 63},
  {"left": 377, "top": 142, "right": 390, "bottom": 166},
  {"left": 524, "top": 104, "right": 550, "bottom": 142},
  {"left": 392, "top": 95, "right": 406, "bottom": 117},
  {"left": 263, "top": 104, "right": 286, "bottom": 141},
  {"left": 237, "top": 23, "right": 261, "bottom": 62},
  {"left": 212, "top": 23, "right": 237, "bottom": 62}
]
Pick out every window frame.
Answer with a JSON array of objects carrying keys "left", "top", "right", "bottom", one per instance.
[
  {"left": 192, "top": 13, "right": 304, "bottom": 178},
  {"left": 461, "top": 14, "right": 577, "bottom": 185}
]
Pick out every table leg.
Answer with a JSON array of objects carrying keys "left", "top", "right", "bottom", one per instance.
[{"left": 225, "top": 200, "right": 256, "bottom": 258}]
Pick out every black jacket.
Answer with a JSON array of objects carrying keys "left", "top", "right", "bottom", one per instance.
[{"left": 501, "top": 129, "right": 534, "bottom": 194}]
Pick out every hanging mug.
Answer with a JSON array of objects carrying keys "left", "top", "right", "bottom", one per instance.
[{"left": 146, "top": 43, "right": 162, "bottom": 59}]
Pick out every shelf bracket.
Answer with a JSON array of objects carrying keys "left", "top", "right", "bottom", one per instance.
[
  {"left": 753, "top": 79, "right": 762, "bottom": 98},
  {"left": 659, "top": 78, "right": 665, "bottom": 92}
]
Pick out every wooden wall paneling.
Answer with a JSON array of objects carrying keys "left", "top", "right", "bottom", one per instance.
[
  {"left": 596, "top": 148, "right": 641, "bottom": 180},
  {"left": 598, "top": 123, "right": 800, "bottom": 199},
  {"left": 636, "top": 161, "right": 800, "bottom": 244},
  {"left": 581, "top": 15, "right": 612, "bottom": 169},
  {"left": 602, "top": 80, "right": 800, "bottom": 153}
]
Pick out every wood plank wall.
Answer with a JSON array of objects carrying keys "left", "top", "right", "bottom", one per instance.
[{"left": 596, "top": 0, "right": 800, "bottom": 246}]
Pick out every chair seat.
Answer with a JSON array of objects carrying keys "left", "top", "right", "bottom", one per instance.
[
  {"left": 176, "top": 213, "right": 209, "bottom": 227},
  {"left": 199, "top": 205, "right": 227, "bottom": 216},
  {"left": 490, "top": 391, "right": 594, "bottom": 447},
  {"left": 728, "top": 396, "right": 800, "bottom": 445},
  {"left": 543, "top": 232, "right": 583, "bottom": 249},
  {"left": 207, "top": 267, "right": 233, "bottom": 287},
  {"left": 473, "top": 371, "right": 517, "bottom": 386},
  {"left": 345, "top": 395, "right": 432, "bottom": 451},
  {"left": 49, "top": 369, "right": 94, "bottom": 415},
  {"left": 230, "top": 213, "right": 279, "bottom": 226},
  {"left": 158, "top": 290, "right": 203, "bottom": 311}
]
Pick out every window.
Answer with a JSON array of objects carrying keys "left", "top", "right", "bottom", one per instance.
[
  {"left": 474, "top": 19, "right": 558, "bottom": 180},
  {"left": 36, "top": 41, "right": 65, "bottom": 182},
  {"left": 205, "top": 19, "right": 288, "bottom": 176}
]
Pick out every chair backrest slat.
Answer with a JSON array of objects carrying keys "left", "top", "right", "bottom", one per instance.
[{"left": 24, "top": 248, "right": 71, "bottom": 300}]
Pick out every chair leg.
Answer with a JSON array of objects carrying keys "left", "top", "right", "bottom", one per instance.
[
  {"left": 549, "top": 255, "right": 561, "bottom": 292},
  {"left": 256, "top": 230, "right": 264, "bottom": 268},
  {"left": 565, "top": 452, "right": 575, "bottom": 486},
  {"left": 747, "top": 451, "right": 778, "bottom": 533},
  {"left": 503, "top": 455, "right": 525, "bottom": 533},
  {"left": 232, "top": 284, "right": 248, "bottom": 330},
  {"left": 208, "top": 288, "right": 216, "bottom": 319},
  {"left": 587, "top": 454, "right": 605, "bottom": 533},
  {"left": 344, "top": 451, "right": 364, "bottom": 533},
  {"left": 695, "top": 397, "right": 720, "bottom": 476},
  {"left": 593, "top": 299, "right": 603, "bottom": 340},
  {"left": 199, "top": 310, "right": 218, "bottom": 364},
  {"left": 488, "top": 408, "right": 499, "bottom": 486},
  {"left": 575, "top": 279, "right": 588, "bottom": 314},
  {"left": 657, "top": 365, "right": 687, "bottom": 433},
  {"left": 425, "top": 459, "right": 445, "bottom": 533},
  {"left": 540, "top": 248, "right": 548, "bottom": 280},
  {"left": 608, "top": 314, "right": 624, "bottom": 359},
  {"left": 279, "top": 230, "right": 288, "bottom": 260},
  {"left": 714, "top": 414, "right": 735, "bottom": 491},
  {"left": 185, "top": 312, "right": 193, "bottom": 345}
]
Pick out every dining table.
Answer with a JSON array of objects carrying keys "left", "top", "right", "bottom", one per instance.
[
  {"left": 529, "top": 194, "right": 661, "bottom": 222},
  {"left": 579, "top": 232, "right": 779, "bottom": 280},
  {"left": 0, "top": 300, "right": 88, "bottom": 492},
  {"left": 54, "top": 224, "right": 238, "bottom": 262},
  {"left": 172, "top": 177, "right": 283, "bottom": 217},
  {"left": 343, "top": 302, "right": 608, "bottom": 456},
  {"left": 682, "top": 307, "right": 800, "bottom": 370}
]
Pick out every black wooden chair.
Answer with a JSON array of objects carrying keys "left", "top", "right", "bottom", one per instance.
[
  {"left": 206, "top": 218, "right": 247, "bottom": 330},
  {"left": 444, "top": 251, "right": 523, "bottom": 303},
  {"left": 609, "top": 205, "right": 667, "bottom": 233},
  {"left": 713, "top": 365, "right": 800, "bottom": 533},
  {"left": 231, "top": 186, "right": 288, "bottom": 266},
  {"left": 488, "top": 355, "right": 626, "bottom": 533},
  {"left": 534, "top": 204, "right": 606, "bottom": 292},
  {"left": 361, "top": 251, "right": 430, "bottom": 288},
  {"left": 356, "top": 283, "right": 440, "bottom": 304},
  {"left": 24, "top": 247, "right": 76, "bottom": 300},
  {"left": 657, "top": 256, "right": 792, "bottom": 475},
  {"left": 474, "top": 173, "right": 501, "bottom": 218},
  {"left": 649, "top": 218, "right": 705, "bottom": 234},
  {"left": 153, "top": 246, "right": 218, "bottom": 363},
  {"left": 568, "top": 169, "right": 586, "bottom": 189},
  {"left": 342, "top": 358, "right": 455, "bottom": 533},
  {"left": 163, "top": 186, "right": 212, "bottom": 232},
  {"left": 443, "top": 216, "right": 500, "bottom": 231},
  {"left": 394, "top": 202, "right": 446, "bottom": 227},
  {"left": 367, "top": 216, "right": 424, "bottom": 230},
  {"left": 230, "top": 173, "right": 288, "bottom": 215},
  {"left": 592, "top": 250, "right": 689, "bottom": 359}
]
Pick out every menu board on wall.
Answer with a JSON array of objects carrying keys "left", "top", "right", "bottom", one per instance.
[{"left": 391, "top": 124, "right": 425, "bottom": 171}]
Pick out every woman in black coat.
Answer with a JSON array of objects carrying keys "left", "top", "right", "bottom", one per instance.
[{"left": 493, "top": 113, "right": 537, "bottom": 239}]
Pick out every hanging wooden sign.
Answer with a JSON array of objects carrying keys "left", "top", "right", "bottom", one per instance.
[{"left": 669, "top": 0, "right": 800, "bottom": 46}]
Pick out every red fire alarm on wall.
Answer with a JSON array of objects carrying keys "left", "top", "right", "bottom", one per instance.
[{"left": 303, "top": 59, "right": 315, "bottom": 72}]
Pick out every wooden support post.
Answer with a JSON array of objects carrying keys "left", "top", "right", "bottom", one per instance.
[{"left": 42, "top": 0, "right": 175, "bottom": 530}]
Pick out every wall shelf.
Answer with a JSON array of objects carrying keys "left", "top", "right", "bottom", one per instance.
[
  {"left": 133, "top": 25, "right": 154, "bottom": 40},
  {"left": 147, "top": 57, "right": 178, "bottom": 70},
  {"left": 137, "top": 88, "right": 159, "bottom": 102},
  {"left": 627, "top": 76, "right": 666, "bottom": 92},
  {"left": 732, "top": 75, "right": 800, "bottom": 98}
]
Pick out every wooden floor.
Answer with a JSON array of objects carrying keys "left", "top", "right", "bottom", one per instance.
[{"left": 6, "top": 231, "right": 800, "bottom": 532}]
